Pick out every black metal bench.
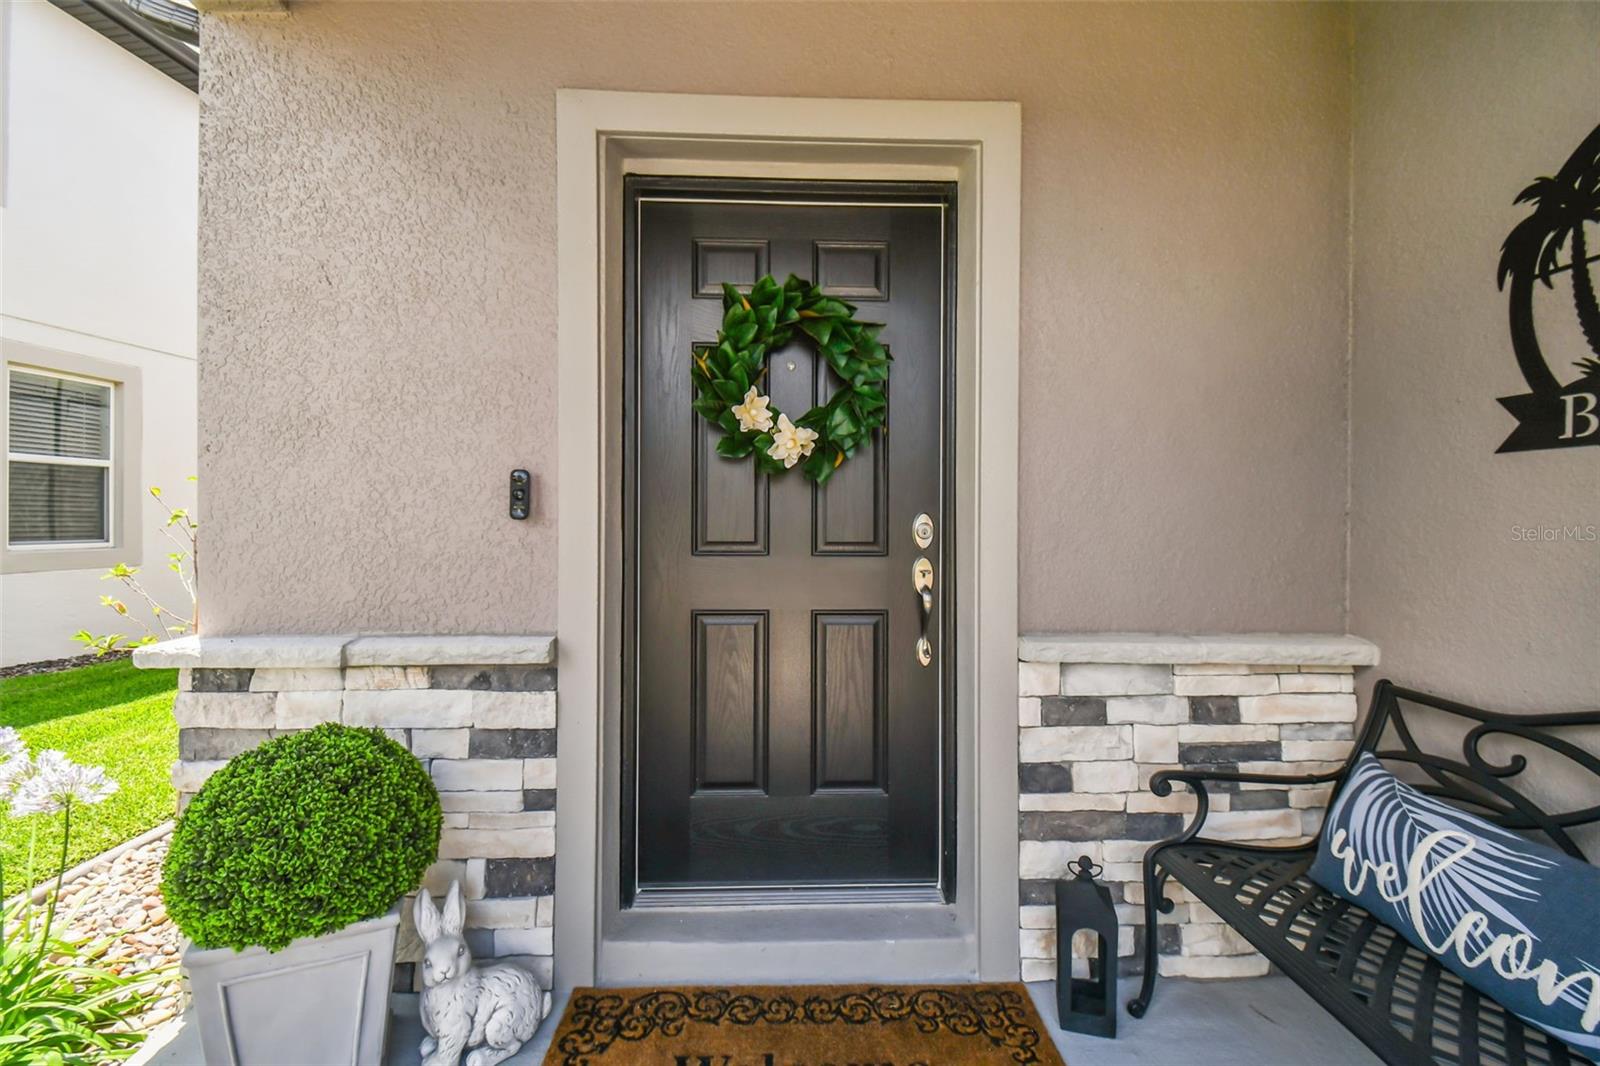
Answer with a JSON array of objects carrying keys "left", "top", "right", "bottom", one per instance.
[{"left": 1127, "top": 680, "right": 1599, "bottom": 1066}]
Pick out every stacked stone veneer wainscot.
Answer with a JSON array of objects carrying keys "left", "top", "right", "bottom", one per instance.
[
  {"left": 1015, "top": 633, "right": 1379, "bottom": 984},
  {"left": 133, "top": 634, "right": 558, "bottom": 993}
]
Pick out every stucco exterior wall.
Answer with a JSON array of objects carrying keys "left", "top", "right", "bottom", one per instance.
[
  {"left": 197, "top": 1, "right": 1353, "bottom": 636},
  {"left": 1, "top": 0, "right": 198, "bottom": 666},
  {"left": 1348, "top": 2, "right": 1600, "bottom": 714}
]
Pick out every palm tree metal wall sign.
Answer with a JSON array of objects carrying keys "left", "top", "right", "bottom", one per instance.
[{"left": 1495, "top": 122, "right": 1600, "bottom": 453}]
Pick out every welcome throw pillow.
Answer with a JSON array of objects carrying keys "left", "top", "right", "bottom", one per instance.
[{"left": 1309, "top": 752, "right": 1600, "bottom": 1055}]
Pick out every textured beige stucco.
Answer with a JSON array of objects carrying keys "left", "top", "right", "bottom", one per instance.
[
  {"left": 1348, "top": 2, "right": 1600, "bottom": 713},
  {"left": 198, "top": 2, "right": 1352, "bottom": 635}
]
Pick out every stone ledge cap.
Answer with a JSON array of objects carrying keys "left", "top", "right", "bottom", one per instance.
[
  {"left": 344, "top": 635, "right": 556, "bottom": 667},
  {"left": 132, "top": 635, "right": 350, "bottom": 670},
  {"left": 1018, "top": 633, "right": 1379, "bottom": 667},
  {"left": 132, "top": 633, "right": 558, "bottom": 669}
]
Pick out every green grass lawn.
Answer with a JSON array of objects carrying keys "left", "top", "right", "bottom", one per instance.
[{"left": 0, "top": 659, "right": 178, "bottom": 897}]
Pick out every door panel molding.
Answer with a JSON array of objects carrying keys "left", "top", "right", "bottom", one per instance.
[
  {"left": 814, "top": 240, "right": 890, "bottom": 301},
  {"left": 692, "top": 343, "right": 770, "bottom": 556},
  {"left": 691, "top": 611, "right": 768, "bottom": 794},
  {"left": 811, "top": 359, "right": 888, "bottom": 556},
  {"left": 693, "top": 238, "right": 769, "bottom": 298},
  {"left": 556, "top": 90, "right": 1021, "bottom": 989},
  {"left": 811, "top": 610, "right": 888, "bottom": 793}
]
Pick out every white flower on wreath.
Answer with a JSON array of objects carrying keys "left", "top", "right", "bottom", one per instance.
[
  {"left": 9, "top": 750, "right": 117, "bottom": 817},
  {"left": 766, "top": 414, "right": 819, "bottom": 469},
  {"left": 731, "top": 387, "right": 774, "bottom": 433}
]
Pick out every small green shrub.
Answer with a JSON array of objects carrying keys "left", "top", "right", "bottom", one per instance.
[{"left": 162, "top": 723, "right": 441, "bottom": 952}]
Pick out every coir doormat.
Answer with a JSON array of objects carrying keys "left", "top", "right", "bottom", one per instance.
[{"left": 542, "top": 983, "right": 1065, "bottom": 1065}]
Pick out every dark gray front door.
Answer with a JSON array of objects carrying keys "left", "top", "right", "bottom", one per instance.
[{"left": 623, "top": 178, "right": 954, "bottom": 902}]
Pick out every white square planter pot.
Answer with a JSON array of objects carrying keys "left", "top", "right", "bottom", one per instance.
[{"left": 183, "top": 907, "right": 400, "bottom": 1066}]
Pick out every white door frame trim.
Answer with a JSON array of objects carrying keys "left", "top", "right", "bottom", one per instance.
[{"left": 555, "top": 89, "right": 1020, "bottom": 987}]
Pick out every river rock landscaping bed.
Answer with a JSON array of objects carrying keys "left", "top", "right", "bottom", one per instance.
[
  {"left": 56, "top": 826, "right": 185, "bottom": 1032},
  {"left": 0, "top": 650, "right": 132, "bottom": 681}
]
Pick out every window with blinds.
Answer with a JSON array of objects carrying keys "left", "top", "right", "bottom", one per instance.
[{"left": 7, "top": 368, "right": 113, "bottom": 546}]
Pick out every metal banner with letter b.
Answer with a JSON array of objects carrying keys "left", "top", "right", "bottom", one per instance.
[
  {"left": 1495, "top": 123, "right": 1600, "bottom": 454},
  {"left": 1497, "top": 388, "right": 1600, "bottom": 453}
]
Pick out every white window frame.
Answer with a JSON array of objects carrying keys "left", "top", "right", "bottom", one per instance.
[
  {"left": 0, "top": 340, "right": 142, "bottom": 576},
  {"left": 6, "top": 364, "right": 117, "bottom": 550}
]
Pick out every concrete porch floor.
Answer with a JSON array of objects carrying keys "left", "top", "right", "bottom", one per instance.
[{"left": 137, "top": 974, "right": 1382, "bottom": 1064}]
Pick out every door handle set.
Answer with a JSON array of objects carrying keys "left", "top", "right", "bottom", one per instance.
[{"left": 913, "top": 513, "right": 935, "bottom": 667}]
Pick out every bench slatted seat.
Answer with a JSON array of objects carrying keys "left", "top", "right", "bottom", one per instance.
[{"left": 1127, "top": 681, "right": 1599, "bottom": 1066}]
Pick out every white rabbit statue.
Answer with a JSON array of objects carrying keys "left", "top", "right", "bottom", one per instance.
[{"left": 414, "top": 880, "right": 547, "bottom": 1066}]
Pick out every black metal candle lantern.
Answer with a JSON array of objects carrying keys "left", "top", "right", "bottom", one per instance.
[{"left": 1055, "top": 854, "right": 1119, "bottom": 1038}]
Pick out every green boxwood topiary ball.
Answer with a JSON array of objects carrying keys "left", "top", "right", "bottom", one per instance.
[{"left": 163, "top": 722, "right": 442, "bottom": 952}]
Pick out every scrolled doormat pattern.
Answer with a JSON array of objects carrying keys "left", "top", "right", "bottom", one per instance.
[{"left": 543, "top": 983, "right": 1066, "bottom": 1065}]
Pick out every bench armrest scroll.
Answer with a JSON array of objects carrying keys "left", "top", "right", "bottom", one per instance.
[
  {"left": 1148, "top": 765, "right": 1347, "bottom": 849},
  {"left": 1150, "top": 766, "right": 1346, "bottom": 796}
]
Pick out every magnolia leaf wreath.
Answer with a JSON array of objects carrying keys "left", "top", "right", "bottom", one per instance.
[{"left": 691, "top": 274, "right": 890, "bottom": 485}]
